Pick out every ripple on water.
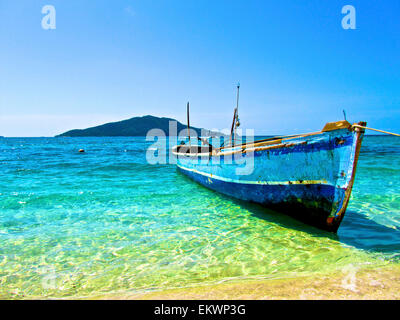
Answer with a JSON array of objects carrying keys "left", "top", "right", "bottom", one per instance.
[{"left": 0, "top": 136, "right": 399, "bottom": 298}]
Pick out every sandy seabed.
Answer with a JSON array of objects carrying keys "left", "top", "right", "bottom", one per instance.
[{"left": 97, "top": 264, "right": 400, "bottom": 300}]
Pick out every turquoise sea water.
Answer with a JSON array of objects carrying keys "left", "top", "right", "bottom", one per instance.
[{"left": 0, "top": 136, "right": 399, "bottom": 298}]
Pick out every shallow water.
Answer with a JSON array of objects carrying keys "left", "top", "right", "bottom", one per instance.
[{"left": 0, "top": 136, "right": 399, "bottom": 298}]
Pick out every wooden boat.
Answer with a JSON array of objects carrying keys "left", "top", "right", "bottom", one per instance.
[{"left": 172, "top": 87, "right": 366, "bottom": 232}]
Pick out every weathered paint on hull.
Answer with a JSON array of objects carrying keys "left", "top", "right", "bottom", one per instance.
[
  {"left": 175, "top": 125, "right": 365, "bottom": 232},
  {"left": 178, "top": 165, "right": 345, "bottom": 231}
]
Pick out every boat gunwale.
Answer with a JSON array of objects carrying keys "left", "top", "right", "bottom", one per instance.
[{"left": 172, "top": 125, "right": 356, "bottom": 158}]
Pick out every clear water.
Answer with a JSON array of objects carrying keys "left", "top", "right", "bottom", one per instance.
[{"left": 0, "top": 136, "right": 399, "bottom": 298}]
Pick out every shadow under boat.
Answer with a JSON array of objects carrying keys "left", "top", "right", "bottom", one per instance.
[
  {"left": 177, "top": 170, "right": 400, "bottom": 256},
  {"left": 231, "top": 197, "right": 400, "bottom": 256},
  {"left": 338, "top": 210, "right": 400, "bottom": 255}
]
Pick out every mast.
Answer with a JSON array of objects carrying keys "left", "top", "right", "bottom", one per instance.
[
  {"left": 229, "top": 83, "right": 240, "bottom": 147},
  {"left": 187, "top": 102, "right": 191, "bottom": 153},
  {"left": 229, "top": 108, "right": 237, "bottom": 146},
  {"left": 234, "top": 83, "right": 240, "bottom": 146}
]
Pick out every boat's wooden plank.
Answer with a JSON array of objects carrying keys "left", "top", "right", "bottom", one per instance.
[{"left": 322, "top": 120, "right": 351, "bottom": 132}]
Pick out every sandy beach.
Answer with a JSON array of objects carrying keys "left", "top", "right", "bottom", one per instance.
[{"left": 99, "top": 264, "right": 400, "bottom": 300}]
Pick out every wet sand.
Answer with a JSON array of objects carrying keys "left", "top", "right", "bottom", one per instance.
[{"left": 99, "top": 264, "right": 400, "bottom": 300}]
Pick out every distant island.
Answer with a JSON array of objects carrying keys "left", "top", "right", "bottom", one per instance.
[{"left": 56, "top": 115, "right": 216, "bottom": 137}]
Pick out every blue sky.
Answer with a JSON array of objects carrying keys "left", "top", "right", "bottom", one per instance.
[{"left": 0, "top": 0, "right": 399, "bottom": 136}]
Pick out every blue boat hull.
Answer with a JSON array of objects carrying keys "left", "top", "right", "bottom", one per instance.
[{"left": 174, "top": 122, "right": 365, "bottom": 232}]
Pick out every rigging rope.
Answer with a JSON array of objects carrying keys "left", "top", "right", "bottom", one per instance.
[{"left": 352, "top": 125, "right": 400, "bottom": 137}]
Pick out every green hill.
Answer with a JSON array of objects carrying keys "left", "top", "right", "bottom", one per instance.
[{"left": 56, "top": 115, "right": 213, "bottom": 137}]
